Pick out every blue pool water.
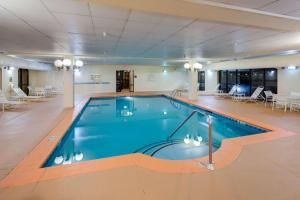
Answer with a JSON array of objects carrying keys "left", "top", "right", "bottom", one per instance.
[{"left": 44, "top": 96, "right": 267, "bottom": 167}]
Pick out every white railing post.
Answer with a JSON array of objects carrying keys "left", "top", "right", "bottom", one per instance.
[{"left": 200, "top": 116, "right": 215, "bottom": 170}]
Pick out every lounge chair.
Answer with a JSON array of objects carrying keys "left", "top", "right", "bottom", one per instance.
[
  {"left": 235, "top": 87, "right": 264, "bottom": 102},
  {"left": 34, "top": 87, "right": 46, "bottom": 97},
  {"left": 12, "top": 88, "right": 44, "bottom": 101},
  {"left": 264, "top": 90, "right": 274, "bottom": 106},
  {"left": 0, "top": 91, "right": 26, "bottom": 112},
  {"left": 213, "top": 84, "right": 223, "bottom": 95},
  {"left": 216, "top": 85, "right": 237, "bottom": 98}
]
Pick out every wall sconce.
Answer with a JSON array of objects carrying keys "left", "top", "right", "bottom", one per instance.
[
  {"left": 287, "top": 65, "right": 297, "bottom": 70},
  {"left": 183, "top": 62, "right": 203, "bottom": 70},
  {"left": 3, "top": 66, "right": 14, "bottom": 71},
  {"left": 54, "top": 59, "right": 84, "bottom": 71}
]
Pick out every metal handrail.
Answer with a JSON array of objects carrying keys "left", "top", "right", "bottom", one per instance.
[{"left": 168, "top": 109, "right": 214, "bottom": 170}]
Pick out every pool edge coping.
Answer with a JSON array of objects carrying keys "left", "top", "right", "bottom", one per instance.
[{"left": 0, "top": 93, "right": 296, "bottom": 188}]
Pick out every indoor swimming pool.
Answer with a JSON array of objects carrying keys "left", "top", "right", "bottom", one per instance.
[{"left": 44, "top": 96, "right": 267, "bottom": 167}]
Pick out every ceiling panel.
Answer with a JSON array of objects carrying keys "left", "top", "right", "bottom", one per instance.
[
  {"left": 42, "top": 0, "right": 89, "bottom": 15},
  {"left": 259, "top": 0, "right": 300, "bottom": 14},
  {"left": 0, "top": 0, "right": 300, "bottom": 65},
  {"left": 93, "top": 17, "right": 126, "bottom": 30},
  {"left": 54, "top": 13, "right": 94, "bottom": 34},
  {"left": 0, "top": 0, "right": 55, "bottom": 23},
  {"left": 213, "top": 0, "right": 274, "bottom": 9},
  {"left": 207, "top": 0, "right": 300, "bottom": 16},
  {"left": 128, "top": 10, "right": 166, "bottom": 24},
  {"left": 89, "top": 3, "right": 130, "bottom": 20},
  {"left": 287, "top": 9, "right": 300, "bottom": 17}
]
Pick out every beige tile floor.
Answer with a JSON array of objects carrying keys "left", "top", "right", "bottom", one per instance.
[
  {"left": 0, "top": 93, "right": 300, "bottom": 200},
  {"left": 0, "top": 96, "right": 68, "bottom": 180}
]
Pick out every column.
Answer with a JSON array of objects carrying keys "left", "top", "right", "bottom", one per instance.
[
  {"left": 188, "top": 68, "right": 198, "bottom": 100},
  {"left": 63, "top": 65, "right": 74, "bottom": 108},
  {"left": 1, "top": 67, "right": 17, "bottom": 96}
]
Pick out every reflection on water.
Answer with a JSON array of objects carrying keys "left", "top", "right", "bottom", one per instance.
[{"left": 54, "top": 152, "right": 84, "bottom": 166}]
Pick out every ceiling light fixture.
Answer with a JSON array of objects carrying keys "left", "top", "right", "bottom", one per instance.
[
  {"left": 54, "top": 58, "right": 84, "bottom": 71},
  {"left": 287, "top": 65, "right": 297, "bottom": 70},
  {"left": 184, "top": 62, "right": 203, "bottom": 70},
  {"left": 184, "top": 63, "right": 191, "bottom": 69},
  {"left": 193, "top": 62, "right": 203, "bottom": 70},
  {"left": 62, "top": 58, "right": 72, "bottom": 67},
  {"left": 75, "top": 60, "right": 84, "bottom": 67}
]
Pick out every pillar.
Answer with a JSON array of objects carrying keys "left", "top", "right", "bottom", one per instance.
[
  {"left": 63, "top": 63, "right": 74, "bottom": 108},
  {"left": 1, "top": 66, "right": 17, "bottom": 96},
  {"left": 188, "top": 69, "right": 198, "bottom": 100}
]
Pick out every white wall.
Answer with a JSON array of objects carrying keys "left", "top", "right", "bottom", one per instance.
[
  {"left": 29, "top": 70, "right": 63, "bottom": 90},
  {"left": 278, "top": 68, "right": 300, "bottom": 95},
  {"left": 0, "top": 68, "right": 2, "bottom": 91},
  {"left": 133, "top": 66, "right": 187, "bottom": 92},
  {"left": 74, "top": 65, "right": 188, "bottom": 95},
  {"left": 29, "top": 65, "right": 189, "bottom": 96},
  {"left": 204, "top": 70, "right": 218, "bottom": 94}
]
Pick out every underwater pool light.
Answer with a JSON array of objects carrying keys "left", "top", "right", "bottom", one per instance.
[{"left": 184, "top": 134, "right": 191, "bottom": 144}]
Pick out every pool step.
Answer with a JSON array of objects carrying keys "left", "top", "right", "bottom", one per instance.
[
  {"left": 143, "top": 141, "right": 182, "bottom": 156},
  {"left": 134, "top": 140, "right": 181, "bottom": 155},
  {"left": 153, "top": 143, "right": 219, "bottom": 160}
]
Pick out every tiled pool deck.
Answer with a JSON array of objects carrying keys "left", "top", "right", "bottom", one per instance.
[{"left": 0, "top": 92, "right": 296, "bottom": 188}]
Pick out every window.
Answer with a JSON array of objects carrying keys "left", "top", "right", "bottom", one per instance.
[
  {"left": 265, "top": 68, "right": 277, "bottom": 94},
  {"left": 198, "top": 71, "right": 205, "bottom": 91},
  {"left": 219, "top": 70, "right": 228, "bottom": 92},
  {"left": 218, "top": 68, "right": 277, "bottom": 95}
]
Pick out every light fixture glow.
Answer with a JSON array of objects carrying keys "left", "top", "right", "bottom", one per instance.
[
  {"left": 54, "top": 59, "right": 63, "bottom": 67},
  {"left": 75, "top": 60, "right": 84, "bottom": 67},
  {"left": 193, "top": 62, "right": 203, "bottom": 70},
  {"left": 193, "top": 136, "right": 203, "bottom": 146},
  {"left": 184, "top": 134, "right": 191, "bottom": 144},
  {"left": 163, "top": 111, "right": 167, "bottom": 115},
  {"left": 287, "top": 65, "right": 297, "bottom": 70},
  {"left": 54, "top": 155, "right": 64, "bottom": 165},
  {"left": 63, "top": 58, "right": 72, "bottom": 67},
  {"left": 184, "top": 63, "right": 190, "bottom": 69},
  {"left": 102, "top": 32, "right": 107, "bottom": 37},
  {"left": 74, "top": 68, "right": 81, "bottom": 76},
  {"left": 75, "top": 152, "right": 83, "bottom": 161}
]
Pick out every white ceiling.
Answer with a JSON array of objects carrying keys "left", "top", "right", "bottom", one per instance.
[
  {"left": 0, "top": 0, "right": 300, "bottom": 66},
  {"left": 208, "top": 0, "right": 300, "bottom": 16}
]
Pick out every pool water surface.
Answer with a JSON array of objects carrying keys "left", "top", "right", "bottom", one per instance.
[{"left": 44, "top": 96, "right": 266, "bottom": 167}]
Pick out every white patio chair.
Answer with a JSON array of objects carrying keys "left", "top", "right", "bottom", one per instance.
[
  {"left": 272, "top": 95, "right": 288, "bottom": 112},
  {"left": 264, "top": 90, "right": 274, "bottom": 106},
  {"left": 213, "top": 84, "right": 223, "bottom": 95},
  {"left": 216, "top": 85, "right": 237, "bottom": 98},
  {"left": 34, "top": 87, "right": 46, "bottom": 97},
  {"left": 0, "top": 90, "right": 26, "bottom": 112},
  {"left": 28, "top": 86, "right": 36, "bottom": 96},
  {"left": 288, "top": 92, "right": 300, "bottom": 112},
  {"left": 290, "top": 101, "right": 300, "bottom": 112},
  {"left": 235, "top": 86, "right": 264, "bottom": 102},
  {"left": 12, "top": 88, "right": 44, "bottom": 101}
]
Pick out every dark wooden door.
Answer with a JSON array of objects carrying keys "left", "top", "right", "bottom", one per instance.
[
  {"left": 18, "top": 69, "right": 29, "bottom": 95},
  {"left": 116, "top": 70, "right": 123, "bottom": 92}
]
